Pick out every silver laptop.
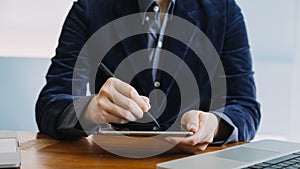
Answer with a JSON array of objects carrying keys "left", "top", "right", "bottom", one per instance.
[
  {"left": 0, "top": 131, "right": 21, "bottom": 168},
  {"left": 157, "top": 139, "right": 300, "bottom": 169}
]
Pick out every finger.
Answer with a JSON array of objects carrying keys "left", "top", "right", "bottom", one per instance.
[
  {"left": 197, "top": 112, "right": 216, "bottom": 141},
  {"left": 141, "top": 96, "right": 151, "bottom": 110},
  {"left": 197, "top": 144, "right": 209, "bottom": 151},
  {"left": 194, "top": 113, "right": 217, "bottom": 144},
  {"left": 99, "top": 109, "right": 129, "bottom": 124},
  {"left": 112, "top": 78, "right": 149, "bottom": 112},
  {"left": 97, "top": 96, "right": 137, "bottom": 122},
  {"left": 181, "top": 110, "right": 200, "bottom": 133},
  {"left": 166, "top": 132, "right": 201, "bottom": 146},
  {"left": 107, "top": 87, "right": 144, "bottom": 119},
  {"left": 166, "top": 135, "right": 211, "bottom": 147},
  {"left": 165, "top": 124, "right": 214, "bottom": 146}
]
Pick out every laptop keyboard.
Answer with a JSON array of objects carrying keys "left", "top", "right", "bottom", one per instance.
[{"left": 242, "top": 151, "right": 300, "bottom": 169}]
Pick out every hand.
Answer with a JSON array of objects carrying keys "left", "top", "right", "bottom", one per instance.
[
  {"left": 166, "top": 110, "right": 219, "bottom": 154},
  {"left": 84, "top": 77, "right": 151, "bottom": 125}
]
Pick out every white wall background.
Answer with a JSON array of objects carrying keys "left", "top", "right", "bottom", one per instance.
[
  {"left": 0, "top": 0, "right": 74, "bottom": 58},
  {"left": 0, "top": 0, "right": 300, "bottom": 141},
  {"left": 289, "top": 0, "right": 300, "bottom": 142},
  {"left": 237, "top": 0, "right": 300, "bottom": 141},
  {"left": 0, "top": 0, "right": 74, "bottom": 131}
]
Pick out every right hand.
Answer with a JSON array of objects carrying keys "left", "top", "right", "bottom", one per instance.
[{"left": 85, "top": 77, "right": 151, "bottom": 125}]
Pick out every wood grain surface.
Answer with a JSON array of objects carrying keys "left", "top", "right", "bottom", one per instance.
[{"left": 16, "top": 131, "right": 244, "bottom": 169}]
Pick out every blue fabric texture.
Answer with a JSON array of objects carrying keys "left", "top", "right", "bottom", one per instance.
[{"left": 36, "top": 0, "right": 261, "bottom": 141}]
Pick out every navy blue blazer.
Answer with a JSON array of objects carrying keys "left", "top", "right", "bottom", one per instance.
[{"left": 36, "top": 0, "right": 261, "bottom": 141}]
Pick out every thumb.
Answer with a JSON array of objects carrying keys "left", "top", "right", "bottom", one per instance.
[{"left": 181, "top": 110, "right": 200, "bottom": 133}]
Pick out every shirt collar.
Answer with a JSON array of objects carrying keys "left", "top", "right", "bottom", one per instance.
[
  {"left": 138, "top": 0, "right": 176, "bottom": 24},
  {"left": 138, "top": 0, "right": 156, "bottom": 13},
  {"left": 138, "top": 0, "right": 176, "bottom": 12}
]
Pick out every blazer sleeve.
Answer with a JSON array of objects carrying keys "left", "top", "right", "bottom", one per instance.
[
  {"left": 217, "top": 0, "right": 261, "bottom": 142},
  {"left": 35, "top": 0, "right": 92, "bottom": 139}
]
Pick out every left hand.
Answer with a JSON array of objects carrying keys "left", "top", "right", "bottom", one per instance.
[{"left": 165, "top": 110, "right": 219, "bottom": 154}]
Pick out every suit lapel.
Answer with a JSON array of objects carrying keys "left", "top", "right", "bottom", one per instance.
[
  {"left": 164, "top": 0, "right": 201, "bottom": 62},
  {"left": 111, "top": 0, "right": 202, "bottom": 61},
  {"left": 159, "top": 0, "right": 201, "bottom": 96},
  {"left": 112, "top": 0, "right": 148, "bottom": 57},
  {"left": 110, "top": 0, "right": 151, "bottom": 94},
  {"left": 108, "top": 0, "right": 203, "bottom": 95}
]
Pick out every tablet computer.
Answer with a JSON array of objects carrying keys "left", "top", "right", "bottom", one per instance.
[
  {"left": 98, "top": 123, "right": 194, "bottom": 137},
  {"left": 0, "top": 131, "right": 21, "bottom": 168},
  {"left": 99, "top": 130, "right": 194, "bottom": 137}
]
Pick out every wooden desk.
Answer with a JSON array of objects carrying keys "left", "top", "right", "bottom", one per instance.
[{"left": 17, "top": 131, "right": 243, "bottom": 169}]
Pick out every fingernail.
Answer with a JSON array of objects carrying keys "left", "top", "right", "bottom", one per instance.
[
  {"left": 144, "top": 97, "right": 150, "bottom": 103},
  {"left": 142, "top": 102, "right": 150, "bottom": 111},
  {"left": 147, "top": 102, "right": 151, "bottom": 110},
  {"left": 120, "top": 120, "right": 128, "bottom": 124}
]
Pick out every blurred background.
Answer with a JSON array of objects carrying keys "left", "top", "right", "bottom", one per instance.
[{"left": 0, "top": 0, "right": 299, "bottom": 141}]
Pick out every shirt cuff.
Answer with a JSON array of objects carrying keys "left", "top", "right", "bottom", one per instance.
[{"left": 210, "top": 111, "right": 239, "bottom": 145}]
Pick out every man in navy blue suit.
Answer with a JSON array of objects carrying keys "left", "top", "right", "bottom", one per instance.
[{"left": 36, "top": 0, "right": 261, "bottom": 153}]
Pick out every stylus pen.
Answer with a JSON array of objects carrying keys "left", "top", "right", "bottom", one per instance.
[{"left": 99, "top": 62, "right": 161, "bottom": 130}]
